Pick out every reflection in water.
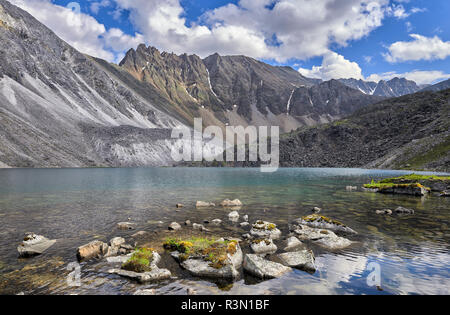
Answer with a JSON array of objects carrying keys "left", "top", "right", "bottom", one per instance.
[{"left": 0, "top": 168, "right": 448, "bottom": 295}]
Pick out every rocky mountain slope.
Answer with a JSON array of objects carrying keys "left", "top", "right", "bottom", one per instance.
[
  {"left": 119, "top": 45, "right": 382, "bottom": 133},
  {"left": 421, "top": 79, "right": 450, "bottom": 92},
  {"left": 0, "top": 0, "right": 187, "bottom": 167},
  {"left": 279, "top": 89, "right": 450, "bottom": 172},
  {"left": 339, "top": 77, "right": 421, "bottom": 97}
]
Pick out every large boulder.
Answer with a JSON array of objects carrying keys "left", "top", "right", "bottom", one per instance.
[
  {"left": 291, "top": 225, "right": 352, "bottom": 250},
  {"left": 220, "top": 199, "right": 243, "bottom": 207},
  {"left": 277, "top": 250, "right": 316, "bottom": 272},
  {"left": 250, "top": 239, "right": 278, "bottom": 255},
  {"left": 77, "top": 240, "right": 108, "bottom": 261},
  {"left": 294, "top": 214, "right": 357, "bottom": 235},
  {"left": 17, "top": 233, "right": 56, "bottom": 257},
  {"left": 166, "top": 239, "right": 243, "bottom": 280},
  {"left": 243, "top": 254, "right": 292, "bottom": 279},
  {"left": 250, "top": 221, "right": 282, "bottom": 240}
]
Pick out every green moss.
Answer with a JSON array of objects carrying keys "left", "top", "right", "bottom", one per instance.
[
  {"left": 364, "top": 182, "right": 430, "bottom": 191},
  {"left": 302, "top": 214, "right": 344, "bottom": 226},
  {"left": 163, "top": 237, "right": 237, "bottom": 269},
  {"left": 122, "top": 248, "right": 154, "bottom": 273},
  {"left": 379, "top": 174, "right": 450, "bottom": 183}
]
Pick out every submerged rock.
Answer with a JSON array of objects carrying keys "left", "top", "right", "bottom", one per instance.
[
  {"left": 243, "top": 254, "right": 292, "bottom": 279},
  {"left": 132, "top": 231, "right": 148, "bottom": 238},
  {"left": 346, "top": 186, "right": 358, "bottom": 191},
  {"left": 294, "top": 214, "right": 357, "bottom": 235},
  {"left": 277, "top": 250, "right": 316, "bottom": 272},
  {"left": 134, "top": 289, "right": 156, "bottom": 295},
  {"left": 250, "top": 221, "right": 282, "bottom": 240},
  {"left": 440, "top": 190, "right": 450, "bottom": 197},
  {"left": 108, "top": 268, "right": 171, "bottom": 283},
  {"left": 17, "top": 233, "right": 56, "bottom": 257},
  {"left": 291, "top": 225, "right": 352, "bottom": 250},
  {"left": 117, "top": 222, "right": 135, "bottom": 230},
  {"left": 220, "top": 199, "right": 243, "bottom": 207},
  {"left": 284, "top": 236, "right": 302, "bottom": 251},
  {"left": 196, "top": 201, "right": 215, "bottom": 208},
  {"left": 375, "top": 209, "right": 393, "bottom": 215},
  {"left": 395, "top": 207, "right": 415, "bottom": 215},
  {"left": 251, "top": 239, "right": 277, "bottom": 255},
  {"left": 77, "top": 240, "right": 108, "bottom": 261}
]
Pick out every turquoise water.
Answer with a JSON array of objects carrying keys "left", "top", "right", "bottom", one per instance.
[{"left": 0, "top": 168, "right": 449, "bottom": 295}]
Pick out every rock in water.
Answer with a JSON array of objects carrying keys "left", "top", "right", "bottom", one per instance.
[
  {"left": 228, "top": 211, "right": 240, "bottom": 221},
  {"left": 220, "top": 199, "right": 243, "bottom": 207},
  {"left": 212, "top": 219, "right": 222, "bottom": 225},
  {"left": 284, "top": 236, "right": 302, "bottom": 251},
  {"left": 117, "top": 222, "right": 135, "bottom": 230},
  {"left": 108, "top": 268, "right": 171, "bottom": 283},
  {"left": 251, "top": 239, "right": 278, "bottom": 254},
  {"left": 440, "top": 190, "right": 450, "bottom": 197},
  {"left": 134, "top": 289, "right": 156, "bottom": 295},
  {"left": 77, "top": 240, "right": 108, "bottom": 261},
  {"left": 196, "top": 201, "right": 215, "bottom": 208},
  {"left": 17, "top": 233, "right": 56, "bottom": 257},
  {"left": 375, "top": 209, "right": 393, "bottom": 215},
  {"left": 243, "top": 254, "right": 292, "bottom": 279},
  {"left": 277, "top": 250, "right": 316, "bottom": 272},
  {"left": 291, "top": 225, "right": 352, "bottom": 250},
  {"left": 168, "top": 222, "right": 182, "bottom": 231},
  {"left": 395, "top": 207, "right": 415, "bottom": 215},
  {"left": 312, "top": 207, "right": 322, "bottom": 213},
  {"left": 250, "top": 221, "right": 282, "bottom": 239},
  {"left": 295, "top": 214, "right": 357, "bottom": 234}
]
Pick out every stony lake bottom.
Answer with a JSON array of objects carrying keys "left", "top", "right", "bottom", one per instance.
[{"left": 0, "top": 167, "right": 449, "bottom": 295}]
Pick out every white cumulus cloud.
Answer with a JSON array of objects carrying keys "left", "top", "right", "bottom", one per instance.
[
  {"left": 298, "top": 52, "right": 363, "bottom": 80},
  {"left": 384, "top": 34, "right": 450, "bottom": 63}
]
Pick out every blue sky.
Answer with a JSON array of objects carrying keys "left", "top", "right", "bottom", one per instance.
[{"left": 10, "top": 0, "right": 450, "bottom": 84}]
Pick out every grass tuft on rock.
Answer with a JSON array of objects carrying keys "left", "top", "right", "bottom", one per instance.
[
  {"left": 122, "top": 247, "right": 154, "bottom": 273},
  {"left": 163, "top": 237, "right": 238, "bottom": 269}
]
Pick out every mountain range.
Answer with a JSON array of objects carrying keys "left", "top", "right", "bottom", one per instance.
[{"left": 0, "top": 0, "right": 448, "bottom": 170}]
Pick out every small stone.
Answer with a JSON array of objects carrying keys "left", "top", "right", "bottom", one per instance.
[
  {"left": 242, "top": 233, "right": 252, "bottom": 240},
  {"left": 250, "top": 221, "right": 282, "bottom": 240},
  {"left": 220, "top": 199, "right": 243, "bottom": 207},
  {"left": 240, "top": 222, "right": 250, "bottom": 227},
  {"left": 117, "top": 222, "right": 135, "bottom": 230},
  {"left": 176, "top": 204, "right": 184, "bottom": 208},
  {"left": 134, "top": 289, "right": 156, "bottom": 295},
  {"left": 312, "top": 207, "right": 322, "bottom": 213},
  {"left": 212, "top": 219, "right": 222, "bottom": 225},
  {"left": 168, "top": 222, "right": 182, "bottom": 231},
  {"left": 375, "top": 209, "right": 393, "bottom": 215},
  {"left": 243, "top": 215, "right": 249, "bottom": 222},
  {"left": 187, "top": 288, "right": 197, "bottom": 295},
  {"left": 346, "top": 186, "right": 358, "bottom": 191},
  {"left": 228, "top": 211, "right": 240, "bottom": 221},
  {"left": 196, "top": 201, "right": 215, "bottom": 208},
  {"left": 185, "top": 220, "right": 192, "bottom": 226},
  {"left": 109, "top": 237, "right": 126, "bottom": 248}
]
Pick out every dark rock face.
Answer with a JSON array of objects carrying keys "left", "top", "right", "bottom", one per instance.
[
  {"left": 279, "top": 89, "right": 450, "bottom": 172},
  {"left": 119, "top": 46, "right": 381, "bottom": 133},
  {"left": 339, "top": 77, "right": 421, "bottom": 97}
]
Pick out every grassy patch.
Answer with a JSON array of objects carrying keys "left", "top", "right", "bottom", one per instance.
[
  {"left": 363, "top": 181, "right": 431, "bottom": 191},
  {"left": 122, "top": 247, "right": 154, "bottom": 273},
  {"left": 379, "top": 174, "right": 450, "bottom": 183},
  {"left": 402, "top": 136, "right": 450, "bottom": 170},
  {"left": 163, "top": 237, "right": 238, "bottom": 269}
]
